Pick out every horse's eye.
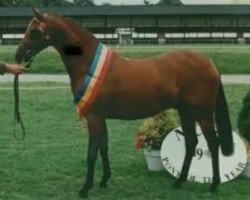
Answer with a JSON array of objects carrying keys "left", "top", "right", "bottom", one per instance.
[{"left": 29, "top": 29, "right": 41, "bottom": 40}]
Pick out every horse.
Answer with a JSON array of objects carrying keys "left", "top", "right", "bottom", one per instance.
[{"left": 15, "top": 8, "right": 234, "bottom": 198}]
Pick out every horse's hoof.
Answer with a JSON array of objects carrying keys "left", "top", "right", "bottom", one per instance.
[
  {"left": 209, "top": 186, "right": 218, "bottom": 193},
  {"left": 173, "top": 181, "right": 182, "bottom": 189},
  {"left": 79, "top": 189, "right": 88, "bottom": 199},
  {"left": 99, "top": 181, "right": 108, "bottom": 188},
  {"left": 208, "top": 182, "right": 219, "bottom": 193}
]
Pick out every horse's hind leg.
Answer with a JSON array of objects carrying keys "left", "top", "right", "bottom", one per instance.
[
  {"left": 174, "top": 108, "right": 198, "bottom": 189},
  {"left": 197, "top": 114, "right": 220, "bottom": 192}
]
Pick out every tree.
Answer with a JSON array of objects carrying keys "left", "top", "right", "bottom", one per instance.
[
  {"left": 102, "top": 2, "right": 112, "bottom": 6},
  {"left": 0, "top": 0, "right": 37, "bottom": 6},
  {"left": 144, "top": 0, "right": 151, "bottom": 5},
  {"left": 0, "top": 0, "right": 16, "bottom": 6},
  {"left": 13, "top": 0, "right": 37, "bottom": 6},
  {"left": 73, "top": 0, "right": 95, "bottom": 6},
  {"left": 37, "top": 0, "right": 71, "bottom": 6},
  {"left": 157, "top": 0, "right": 183, "bottom": 5},
  {"left": 0, "top": 0, "right": 95, "bottom": 7}
]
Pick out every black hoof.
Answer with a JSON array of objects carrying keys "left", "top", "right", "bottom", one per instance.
[
  {"left": 209, "top": 186, "right": 218, "bottom": 193},
  {"left": 99, "top": 181, "right": 108, "bottom": 188},
  {"left": 173, "top": 181, "right": 182, "bottom": 189},
  {"left": 209, "top": 181, "right": 219, "bottom": 193},
  {"left": 79, "top": 189, "right": 88, "bottom": 199}
]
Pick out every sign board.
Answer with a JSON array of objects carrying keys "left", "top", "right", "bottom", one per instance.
[{"left": 161, "top": 126, "right": 247, "bottom": 183}]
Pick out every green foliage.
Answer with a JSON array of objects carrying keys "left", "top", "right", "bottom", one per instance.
[
  {"left": 144, "top": 0, "right": 183, "bottom": 5},
  {"left": 73, "top": 0, "right": 95, "bottom": 6},
  {"left": 144, "top": 0, "right": 151, "bottom": 5},
  {"left": 37, "top": 0, "right": 71, "bottom": 6},
  {"left": 0, "top": 0, "right": 95, "bottom": 7},
  {"left": 238, "top": 90, "right": 250, "bottom": 142},
  {"left": 0, "top": 0, "right": 12, "bottom": 6},
  {"left": 136, "top": 110, "right": 178, "bottom": 150},
  {"left": 157, "top": 0, "right": 183, "bottom": 5}
]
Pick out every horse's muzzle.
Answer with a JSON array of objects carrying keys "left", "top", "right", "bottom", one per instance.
[
  {"left": 15, "top": 45, "right": 25, "bottom": 64},
  {"left": 15, "top": 45, "right": 32, "bottom": 64}
]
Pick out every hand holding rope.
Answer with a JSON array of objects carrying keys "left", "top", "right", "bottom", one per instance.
[{"left": 13, "top": 57, "right": 33, "bottom": 140}]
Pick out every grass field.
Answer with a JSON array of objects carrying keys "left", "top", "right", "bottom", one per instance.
[
  {"left": 1, "top": 44, "right": 250, "bottom": 74},
  {"left": 0, "top": 82, "right": 249, "bottom": 200}
]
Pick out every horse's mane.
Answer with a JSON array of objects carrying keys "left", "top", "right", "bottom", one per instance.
[
  {"left": 46, "top": 13, "right": 97, "bottom": 56},
  {"left": 48, "top": 13, "right": 96, "bottom": 44}
]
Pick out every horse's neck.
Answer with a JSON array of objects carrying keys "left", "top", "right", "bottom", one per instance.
[
  {"left": 54, "top": 33, "right": 98, "bottom": 94},
  {"left": 62, "top": 56, "right": 86, "bottom": 91}
]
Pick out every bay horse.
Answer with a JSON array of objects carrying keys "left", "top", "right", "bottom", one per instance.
[{"left": 15, "top": 8, "right": 234, "bottom": 198}]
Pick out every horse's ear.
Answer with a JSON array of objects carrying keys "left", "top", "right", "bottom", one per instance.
[{"left": 33, "top": 7, "right": 47, "bottom": 22}]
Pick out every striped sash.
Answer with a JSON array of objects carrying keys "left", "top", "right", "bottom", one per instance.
[{"left": 74, "top": 43, "right": 112, "bottom": 118}]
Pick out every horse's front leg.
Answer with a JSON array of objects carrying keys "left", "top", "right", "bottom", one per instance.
[
  {"left": 99, "top": 120, "right": 111, "bottom": 188},
  {"left": 79, "top": 115, "right": 110, "bottom": 198}
]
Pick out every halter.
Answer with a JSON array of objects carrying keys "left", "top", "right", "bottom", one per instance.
[
  {"left": 74, "top": 43, "right": 112, "bottom": 118},
  {"left": 31, "top": 17, "right": 50, "bottom": 40}
]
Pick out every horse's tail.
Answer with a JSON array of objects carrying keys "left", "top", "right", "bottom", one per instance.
[{"left": 215, "top": 81, "right": 234, "bottom": 156}]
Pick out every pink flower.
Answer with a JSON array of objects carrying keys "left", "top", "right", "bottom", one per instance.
[{"left": 135, "top": 133, "right": 145, "bottom": 150}]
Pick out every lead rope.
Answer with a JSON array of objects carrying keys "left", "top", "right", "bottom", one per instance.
[
  {"left": 13, "top": 57, "right": 33, "bottom": 140},
  {"left": 13, "top": 75, "right": 26, "bottom": 140}
]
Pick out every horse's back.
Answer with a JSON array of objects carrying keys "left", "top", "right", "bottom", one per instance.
[
  {"left": 115, "top": 50, "right": 219, "bottom": 84},
  {"left": 123, "top": 50, "right": 220, "bottom": 105}
]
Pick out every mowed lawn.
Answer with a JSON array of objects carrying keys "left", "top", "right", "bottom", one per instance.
[{"left": 0, "top": 82, "right": 249, "bottom": 200}]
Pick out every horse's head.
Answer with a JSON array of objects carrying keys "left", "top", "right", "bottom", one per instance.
[{"left": 15, "top": 8, "right": 51, "bottom": 64}]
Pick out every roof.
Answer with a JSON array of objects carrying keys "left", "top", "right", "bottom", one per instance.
[{"left": 1, "top": 5, "right": 250, "bottom": 17}]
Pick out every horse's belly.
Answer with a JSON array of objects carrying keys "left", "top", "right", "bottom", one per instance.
[
  {"left": 103, "top": 106, "right": 169, "bottom": 120},
  {"left": 95, "top": 95, "right": 174, "bottom": 119}
]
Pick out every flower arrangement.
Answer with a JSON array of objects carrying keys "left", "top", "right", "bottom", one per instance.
[{"left": 136, "top": 110, "right": 178, "bottom": 150}]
